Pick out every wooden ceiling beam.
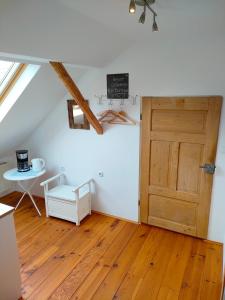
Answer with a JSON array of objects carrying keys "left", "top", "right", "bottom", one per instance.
[{"left": 49, "top": 61, "right": 103, "bottom": 135}]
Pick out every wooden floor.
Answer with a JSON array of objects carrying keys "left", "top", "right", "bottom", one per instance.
[{"left": 1, "top": 192, "right": 223, "bottom": 300}]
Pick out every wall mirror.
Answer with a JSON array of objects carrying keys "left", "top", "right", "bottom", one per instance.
[{"left": 67, "top": 99, "right": 90, "bottom": 130}]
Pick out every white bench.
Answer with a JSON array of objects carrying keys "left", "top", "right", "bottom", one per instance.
[{"left": 40, "top": 173, "right": 92, "bottom": 225}]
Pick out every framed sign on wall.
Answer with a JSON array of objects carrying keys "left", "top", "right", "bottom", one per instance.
[{"left": 107, "top": 73, "right": 129, "bottom": 99}]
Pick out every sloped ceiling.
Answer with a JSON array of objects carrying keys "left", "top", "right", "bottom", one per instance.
[
  {"left": 0, "top": 0, "right": 131, "bottom": 67},
  {"left": 0, "top": 64, "right": 87, "bottom": 158}
]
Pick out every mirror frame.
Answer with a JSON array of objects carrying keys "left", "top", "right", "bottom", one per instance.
[{"left": 67, "top": 99, "right": 90, "bottom": 130}]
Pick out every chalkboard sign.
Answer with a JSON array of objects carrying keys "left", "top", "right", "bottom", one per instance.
[{"left": 107, "top": 73, "right": 129, "bottom": 99}]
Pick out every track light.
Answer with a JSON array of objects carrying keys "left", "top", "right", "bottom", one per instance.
[
  {"left": 128, "top": 0, "right": 159, "bottom": 31},
  {"left": 152, "top": 15, "right": 158, "bottom": 31},
  {"left": 129, "top": 0, "right": 136, "bottom": 14}
]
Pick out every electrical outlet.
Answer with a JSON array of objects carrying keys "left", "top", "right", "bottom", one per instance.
[{"left": 98, "top": 171, "right": 104, "bottom": 177}]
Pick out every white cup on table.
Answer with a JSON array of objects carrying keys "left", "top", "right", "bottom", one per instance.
[{"left": 31, "top": 158, "right": 45, "bottom": 172}]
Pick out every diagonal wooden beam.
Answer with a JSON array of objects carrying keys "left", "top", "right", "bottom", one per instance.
[{"left": 49, "top": 61, "right": 103, "bottom": 135}]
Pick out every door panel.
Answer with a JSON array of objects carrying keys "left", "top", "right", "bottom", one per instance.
[
  {"left": 140, "top": 96, "right": 222, "bottom": 238},
  {"left": 150, "top": 141, "right": 171, "bottom": 188},
  {"left": 149, "top": 195, "right": 197, "bottom": 227},
  {"left": 152, "top": 110, "right": 207, "bottom": 133},
  {"left": 177, "top": 143, "right": 203, "bottom": 194}
]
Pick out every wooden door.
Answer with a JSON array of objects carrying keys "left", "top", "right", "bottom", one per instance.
[{"left": 140, "top": 97, "right": 222, "bottom": 238}]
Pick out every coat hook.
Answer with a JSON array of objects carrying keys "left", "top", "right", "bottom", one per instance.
[
  {"left": 120, "top": 99, "right": 125, "bottom": 106},
  {"left": 94, "top": 95, "right": 103, "bottom": 105},
  {"left": 108, "top": 99, "right": 113, "bottom": 107},
  {"left": 130, "top": 95, "right": 138, "bottom": 105}
]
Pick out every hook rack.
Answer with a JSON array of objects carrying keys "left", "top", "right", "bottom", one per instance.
[{"left": 94, "top": 94, "right": 139, "bottom": 106}]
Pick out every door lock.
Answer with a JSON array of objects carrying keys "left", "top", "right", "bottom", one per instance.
[{"left": 199, "top": 163, "right": 216, "bottom": 174}]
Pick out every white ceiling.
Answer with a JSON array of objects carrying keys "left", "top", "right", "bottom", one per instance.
[
  {"left": 59, "top": 0, "right": 225, "bottom": 39},
  {"left": 0, "top": 0, "right": 224, "bottom": 67}
]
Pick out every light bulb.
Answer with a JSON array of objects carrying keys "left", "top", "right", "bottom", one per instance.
[
  {"left": 139, "top": 5, "right": 146, "bottom": 24},
  {"left": 129, "top": 0, "right": 136, "bottom": 14},
  {"left": 152, "top": 15, "right": 159, "bottom": 32},
  {"left": 139, "top": 12, "right": 145, "bottom": 23}
]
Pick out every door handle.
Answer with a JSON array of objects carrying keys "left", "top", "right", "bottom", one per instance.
[{"left": 199, "top": 163, "right": 216, "bottom": 174}]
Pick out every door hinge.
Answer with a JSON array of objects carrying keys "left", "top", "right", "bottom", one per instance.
[
  {"left": 140, "top": 114, "right": 142, "bottom": 121},
  {"left": 138, "top": 200, "right": 140, "bottom": 206}
]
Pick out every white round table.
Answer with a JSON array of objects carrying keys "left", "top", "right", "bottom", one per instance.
[{"left": 3, "top": 168, "right": 46, "bottom": 216}]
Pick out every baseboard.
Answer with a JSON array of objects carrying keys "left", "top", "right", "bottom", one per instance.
[
  {"left": 8, "top": 192, "right": 138, "bottom": 224},
  {"left": 92, "top": 210, "right": 139, "bottom": 225}
]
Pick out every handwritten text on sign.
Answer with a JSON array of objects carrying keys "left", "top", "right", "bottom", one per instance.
[{"left": 107, "top": 73, "right": 129, "bottom": 99}]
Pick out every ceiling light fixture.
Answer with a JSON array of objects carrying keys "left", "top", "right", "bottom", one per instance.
[{"left": 129, "top": 0, "right": 159, "bottom": 31}]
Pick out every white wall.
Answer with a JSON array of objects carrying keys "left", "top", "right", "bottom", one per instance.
[
  {"left": 23, "top": 90, "right": 140, "bottom": 221},
  {"left": 0, "top": 64, "right": 67, "bottom": 158},
  {"left": 23, "top": 35, "right": 225, "bottom": 248},
  {"left": 0, "top": 158, "right": 15, "bottom": 196}
]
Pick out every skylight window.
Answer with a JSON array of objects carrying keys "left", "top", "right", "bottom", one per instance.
[
  {"left": 0, "top": 60, "right": 26, "bottom": 103},
  {"left": 0, "top": 63, "right": 40, "bottom": 123},
  {"left": 0, "top": 61, "right": 14, "bottom": 84}
]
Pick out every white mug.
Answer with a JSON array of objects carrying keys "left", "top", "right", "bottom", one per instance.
[{"left": 31, "top": 158, "right": 45, "bottom": 172}]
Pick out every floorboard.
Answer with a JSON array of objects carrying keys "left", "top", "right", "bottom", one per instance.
[{"left": 0, "top": 192, "right": 223, "bottom": 300}]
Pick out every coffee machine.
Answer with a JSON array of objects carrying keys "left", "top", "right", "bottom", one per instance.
[{"left": 16, "top": 150, "right": 30, "bottom": 172}]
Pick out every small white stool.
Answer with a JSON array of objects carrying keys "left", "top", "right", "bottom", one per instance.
[{"left": 40, "top": 173, "right": 92, "bottom": 225}]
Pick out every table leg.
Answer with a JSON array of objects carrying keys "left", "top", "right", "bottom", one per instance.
[
  {"left": 27, "top": 191, "right": 41, "bottom": 216},
  {"left": 17, "top": 180, "right": 41, "bottom": 216},
  {"left": 15, "top": 191, "right": 27, "bottom": 210}
]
